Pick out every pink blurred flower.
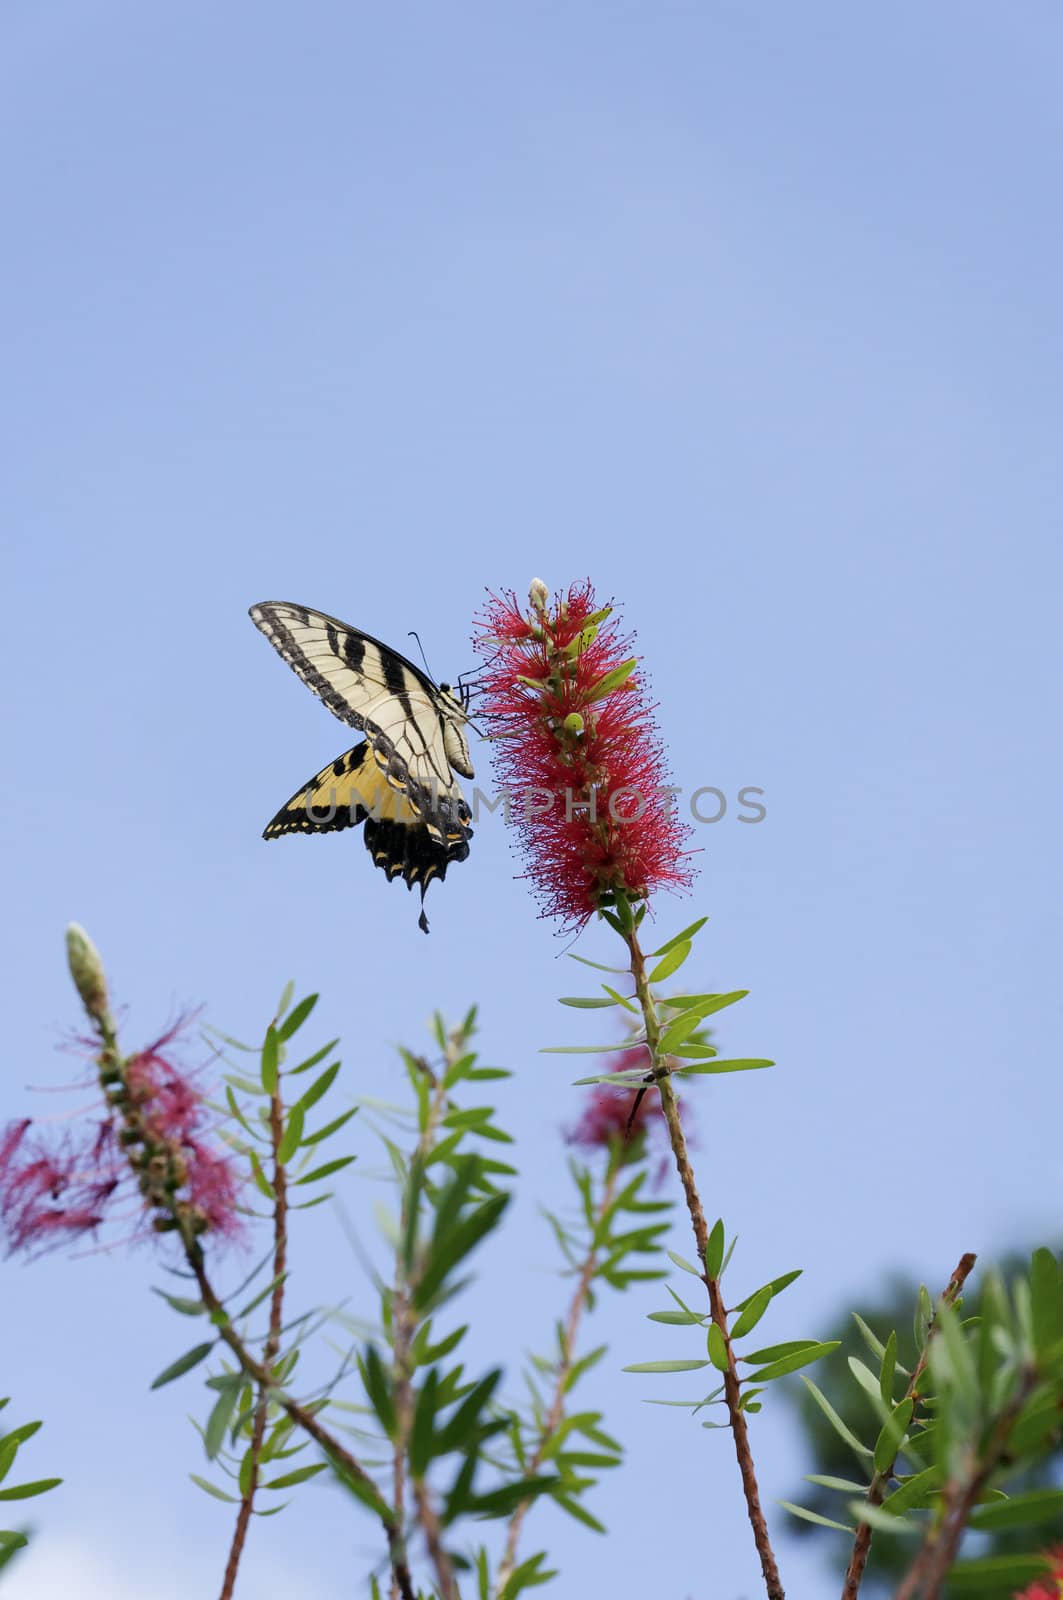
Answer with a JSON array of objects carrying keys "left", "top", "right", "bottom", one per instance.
[
  {"left": 565, "top": 1046, "right": 694, "bottom": 1179},
  {"left": 0, "top": 1015, "right": 242, "bottom": 1257},
  {"left": 566, "top": 1046, "right": 661, "bottom": 1153}
]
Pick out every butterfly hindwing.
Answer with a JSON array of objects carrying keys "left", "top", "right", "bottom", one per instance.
[
  {"left": 263, "top": 741, "right": 470, "bottom": 927},
  {"left": 250, "top": 602, "right": 475, "bottom": 931}
]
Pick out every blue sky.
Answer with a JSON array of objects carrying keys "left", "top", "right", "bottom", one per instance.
[{"left": 4, "top": 3, "right": 1061, "bottom": 1596}]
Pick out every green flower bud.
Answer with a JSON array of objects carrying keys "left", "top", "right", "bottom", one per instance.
[
  {"left": 563, "top": 712, "right": 585, "bottom": 735},
  {"left": 65, "top": 923, "right": 109, "bottom": 1023},
  {"left": 529, "top": 577, "right": 549, "bottom": 611}
]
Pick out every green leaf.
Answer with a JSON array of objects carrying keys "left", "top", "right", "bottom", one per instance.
[
  {"left": 329, "top": 1458, "right": 393, "bottom": 1522},
  {"left": 301, "top": 1105, "right": 359, "bottom": 1147},
  {"left": 743, "top": 1340, "right": 821, "bottom": 1366},
  {"left": 734, "top": 1270, "right": 802, "bottom": 1313},
  {"left": 648, "top": 941, "right": 692, "bottom": 984},
  {"left": 847, "top": 1356, "right": 889, "bottom": 1418},
  {"left": 295, "top": 1061, "right": 341, "bottom": 1113},
  {"left": 541, "top": 1042, "right": 645, "bottom": 1055},
  {"left": 558, "top": 996, "right": 619, "bottom": 1009},
  {"left": 658, "top": 993, "right": 748, "bottom": 1055},
  {"left": 805, "top": 1474, "right": 869, "bottom": 1493},
  {"left": 469, "top": 1475, "right": 561, "bottom": 1520},
  {"left": 704, "top": 1219, "right": 725, "bottom": 1279},
  {"left": 151, "top": 1289, "right": 207, "bottom": 1317},
  {"left": 566, "top": 954, "right": 629, "bottom": 974},
  {"left": 677, "top": 1058, "right": 773, "bottom": 1075},
  {"left": 649, "top": 918, "right": 708, "bottom": 957},
  {"left": 779, "top": 1500, "right": 854, "bottom": 1533},
  {"left": 260, "top": 1026, "right": 280, "bottom": 1094},
  {"left": 205, "top": 1380, "right": 242, "bottom": 1460},
  {"left": 294, "top": 1155, "right": 356, "bottom": 1185},
  {"left": 731, "top": 1287, "right": 772, "bottom": 1340},
  {"left": 946, "top": 1555, "right": 1058, "bottom": 1593},
  {"left": 666, "top": 1250, "right": 702, "bottom": 1277},
  {"left": 436, "top": 1370, "right": 503, "bottom": 1455},
  {"left": 880, "top": 1464, "right": 941, "bottom": 1514},
  {"left": 248, "top": 1149, "right": 275, "bottom": 1200},
  {"left": 289, "top": 1038, "right": 340, "bottom": 1076},
  {"left": 880, "top": 1330, "right": 898, "bottom": 1409},
  {"left": 0, "top": 1439, "right": 19, "bottom": 1487},
  {"left": 571, "top": 1069, "right": 649, "bottom": 1087},
  {"left": 0, "top": 1477, "right": 62, "bottom": 1503},
  {"left": 586, "top": 657, "right": 637, "bottom": 700},
  {"left": 802, "top": 1377, "right": 873, "bottom": 1460},
  {"left": 264, "top": 1461, "right": 329, "bottom": 1490},
  {"left": 749, "top": 1342, "right": 839, "bottom": 1383},
  {"left": 707, "top": 1324, "right": 729, "bottom": 1371},
  {"left": 873, "top": 1397, "right": 914, "bottom": 1474},
  {"left": 647, "top": 1311, "right": 704, "bottom": 1326},
  {"left": 1030, "top": 1247, "right": 1063, "bottom": 1357},
  {"left": 409, "top": 1370, "right": 439, "bottom": 1479},
  {"left": 359, "top": 1346, "right": 397, "bottom": 1439},
  {"left": 150, "top": 1341, "right": 215, "bottom": 1390},
  {"left": 413, "top": 1193, "right": 509, "bottom": 1311},
  {"left": 622, "top": 1360, "right": 710, "bottom": 1374},
  {"left": 276, "top": 993, "right": 319, "bottom": 1041},
  {"left": 190, "top": 1473, "right": 240, "bottom": 1504},
  {"left": 0, "top": 1422, "right": 40, "bottom": 1454},
  {"left": 852, "top": 1312, "right": 887, "bottom": 1363},
  {"left": 846, "top": 1500, "right": 923, "bottom": 1536},
  {"left": 968, "top": 1488, "right": 1063, "bottom": 1531},
  {"left": 601, "top": 985, "right": 638, "bottom": 1013},
  {"left": 274, "top": 979, "right": 295, "bottom": 1019},
  {"left": 552, "top": 1492, "right": 606, "bottom": 1533},
  {"left": 278, "top": 1104, "right": 305, "bottom": 1166}
]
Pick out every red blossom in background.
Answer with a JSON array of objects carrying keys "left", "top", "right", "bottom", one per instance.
[
  {"left": 1015, "top": 1548, "right": 1063, "bottom": 1599},
  {"left": 566, "top": 1046, "right": 695, "bottom": 1177},
  {"left": 566, "top": 1046, "right": 661, "bottom": 1153},
  {"left": 474, "top": 580, "right": 693, "bottom": 927},
  {"left": 0, "top": 1015, "right": 242, "bottom": 1258}
]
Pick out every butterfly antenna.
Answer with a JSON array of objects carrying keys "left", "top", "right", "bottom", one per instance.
[{"left": 408, "top": 630, "right": 434, "bottom": 681}]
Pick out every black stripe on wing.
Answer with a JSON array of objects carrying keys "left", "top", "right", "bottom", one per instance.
[{"left": 261, "top": 741, "right": 471, "bottom": 933}]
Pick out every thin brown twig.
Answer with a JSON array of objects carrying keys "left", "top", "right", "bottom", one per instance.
[
  {"left": 413, "top": 1478, "right": 460, "bottom": 1600},
  {"left": 495, "top": 1164, "right": 621, "bottom": 1593},
  {"left": 186, "top": 1248, "right": 415, "bottom": 1600},
  {"left": 218, "top": 1083, "right": 291, "bottom": 1600},
  {"left": 625, "top": 920, "right": 785, "bottom": 1600},
  {"left": 840, "top": 1252, "right": 977, "bottom": 1600}
]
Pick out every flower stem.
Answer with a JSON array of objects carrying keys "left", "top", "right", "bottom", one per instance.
[
  {"left": 893, "top": 1362, "right": 1038, "bottom": 1600},
  {"left": 496, "top": 1162, "right": 621, "bottom": 1593},
  {"left": 218, "top": 1082, "right": 291, "bottom": 1600},
  {"left": 186, "top": 1247, "right": 415, "bottom": 1600},
  {"left": 392, "top": 1048, "right": 458, "bottom": 1600},
  {"left": 841, "top": 1253, "right": 976, "bottom": 1600},
  {"left": 624, "top": 919, "right": 785, "bottom": 1600}
]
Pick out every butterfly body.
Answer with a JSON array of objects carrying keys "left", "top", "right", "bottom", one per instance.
[{"left": 249, "top": 602, "right": 473, "bottom": 930}]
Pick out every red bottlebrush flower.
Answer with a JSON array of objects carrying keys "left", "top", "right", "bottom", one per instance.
[
  {"left": 1015, "top": 1548, "right": 1063, "bottom": 1598},
  {"left": 474, "top": 580, "right": 693, "bottom": 927},
  {"left": 0, "top": 1015, "right": 243, "bottom": 1258}
]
